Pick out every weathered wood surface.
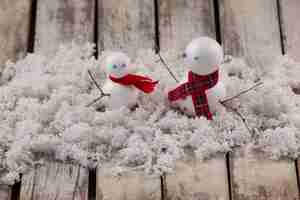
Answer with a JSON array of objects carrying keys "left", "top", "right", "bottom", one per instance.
[
  {"left": 219, "top": 0, "right": 282, "bottom": 72},
  {"left": 0, "top": 0, "right": 31, "bottom": 66},
  {"left": 0, "top": 150, "right": 11, "bottom": 200},
  {"left": 20, "top": 162, "right": 89, "bottom": 200},
  {"left": 97, "top": 166, "right": 161, "bottom": 200},
  {"left": 166, "top": 157, "right": 229, "bottom": 200},
  {"left": 0, "top": 185, "right": 11, "bottom": 200},
  {"left": 230, "top": 149, "right": 298, "bottom": 200},
  {"left": 158, "top": 0, "right": 216, "bottom": 51},
  {"left": 98, "top": 0, "right": 155, "bottom": 57},
  {"left": 279, "top": 0, "right": 300, "bottom": 62},
  {"left": 0, "top": 151, "right": 5, "bottom": 181},
  {"left": 35, "top": 0, "right": 94, "bottom": 54}
]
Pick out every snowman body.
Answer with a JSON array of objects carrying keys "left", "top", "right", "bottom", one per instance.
[
  {"left": 169, "top": 37, "right": 226, "bottom": 117},
  {"left": 103, "top": 52, "right": 139, "bottom": 110},
  {"left": 103, "top": 80, "right": 138, "bottom": 109}
]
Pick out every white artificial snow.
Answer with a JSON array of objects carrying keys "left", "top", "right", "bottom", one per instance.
[{"left": 0, "top": 42, "right": 299, "bottom": 184}]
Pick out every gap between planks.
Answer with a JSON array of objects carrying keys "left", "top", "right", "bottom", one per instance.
[
  {"left": 278, "top": 0, "right": 300, "bottom": 61},
  {"left": 27, "top": 0, "right": 37, "bottom": 53}
]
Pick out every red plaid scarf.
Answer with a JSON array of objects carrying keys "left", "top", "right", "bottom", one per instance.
[
  {"left": 168, "top": 70, "right": 219, "bottom": 120},
  {"left": 109, "top": 74, "right": 159, "bottom": 93}
]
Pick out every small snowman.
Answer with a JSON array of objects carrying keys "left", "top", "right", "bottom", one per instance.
[
  {"left": 167, "top": 37, "right": 226, "bottom": 119},
  {"left": 103, "top": 52, "right": 158, "bottom": 110}
]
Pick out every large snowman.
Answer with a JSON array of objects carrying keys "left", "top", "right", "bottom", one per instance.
[
  {"left": 167, "top": 37, "right": 226, "bottom": 119},
  {"left": 103, "top": 52, "right": 158, "bottom": 110}
]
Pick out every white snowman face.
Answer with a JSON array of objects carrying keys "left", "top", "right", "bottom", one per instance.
[
  {"left": 105, "top": 52, "right": 131, "bottom": 78},
  {"left": 183, "top": 37, "right": 223, "bottom": 75}
]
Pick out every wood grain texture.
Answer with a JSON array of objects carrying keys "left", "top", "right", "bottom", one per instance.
[
  {"left": 0, "top": 0, "right": 31, "bottom": 66},
  {"left": 166, "top": 157, "right": 229, "bottom": 200},
  {"left": 219, "top": 0, "right": 282, "bottom": 72},
  {"left": 98, "top": 0, "right": 155, "bottom": 57},
  {"left": 158, "top": 0, "right": 216, "bottom": 51},
  {"left": 230, "top": 149, "right": 298, "bottom": 200},
  {"left": 0, "top": 150, "right": 11, "bottom": 200},
  {"left": 279, "top": 0, "right": 300, "bottom": 62},
  {"left": 0, "top": 155, "right": 11, "bottom": 200},
  {"left": 0, "top": 185, "right": 11, "bottom": 200},
  {"left": 97, "top": 166, "right": 161, "bottom": 200},
  {"left": 0, "top": 151, "right": 5, "bottom": 181},
  {"left": 35, "top": 0, "right": 94, "bottom": 54},
  {"left": 20, "top": 162, "right": 88, "bottom": 200}
]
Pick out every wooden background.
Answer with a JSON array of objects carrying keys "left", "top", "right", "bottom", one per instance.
[{"left": 0, "top": 0, "right": 300, "bottom": 200}]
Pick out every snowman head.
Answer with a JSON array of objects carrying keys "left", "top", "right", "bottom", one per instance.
[
  {"left": 105, "top": 52, "right": 131, "bottom": 78},
  {"left": 183, "top": 37, "right": 223, "bottom": 75}
]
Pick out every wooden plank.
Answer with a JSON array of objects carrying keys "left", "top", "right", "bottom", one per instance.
[
  {"left": 35, "top": 0, "right": 94, "bottom": 54},
  {"left": 0, "top": 185, "right": 11, "bottom": 200},
  {"left": 0, "top": 154, "right": 12, "bottom": 200},
  {"left": 98, "top": 0, "right": 155, "bottom": 57},
  {"left": 219, "top": 0, "right": 282, "bottom": 71},
  {"left": 20, "top": 162, "right": 89, "bottom": 200},
  {"left": 158, "top": 0, "right": 216, "bottom": 51},
  {"left": 279, "top": 0, "right": 300, "bottom": 62},
  {"left": 0, "top": 0, "right": 31, "bottom": 65},
  {"left": 166, "top": 157, "right": 229, "bottom": 200},
  {"left": 0, "top": 151, "right": 5, "bottom": 180},
  {"left": 230, "top": 148, "right": 298, "bottom": 200},
  {"left": 97, "top": 165, "right": 161, "bottom": 200}
]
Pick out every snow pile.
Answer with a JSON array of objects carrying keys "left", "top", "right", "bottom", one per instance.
[{"left": 0, "top": 43, "right": 299, "bottom": 184}]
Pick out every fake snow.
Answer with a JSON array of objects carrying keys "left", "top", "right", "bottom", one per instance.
[{"left": 0, "top": 43, "right": 299, "bottom": 184}]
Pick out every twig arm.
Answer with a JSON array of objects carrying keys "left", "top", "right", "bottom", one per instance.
[
  {"left": 219, "top": 81, "right": 263, "bottom": 140},
  {"left": 86, "top": 69, "right": 110, "bottom": 107},
  {"left": 220, "top": 82, "right": 263, "bottom": 104},
  {"left": 87, "top": 70, "right": 107, "bottom": 95},
  {"left": 157, "top": 53, "right": 180, "bottom": 83},
  {"left": 153, "top": 41, "right": 179, "bottom": 84},
  {"left": 86, "top": 96, "right": 105, "bottom": 107},
  {"left": 219, "top": 101, "right": 252, "bottom": 134}
]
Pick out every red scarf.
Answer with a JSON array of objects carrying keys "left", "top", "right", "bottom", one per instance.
[
  {"left": 168, "top": 70, "right": 219, "bottom": 120},
  {"left": 109, "top": 74, "right": 159, "bottom": 93}
]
